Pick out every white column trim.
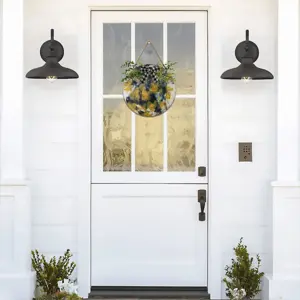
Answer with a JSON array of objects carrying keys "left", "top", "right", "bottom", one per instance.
[
  {"left": 0, "top": 1, "right": 35, "bottom": 298},
  {"left": 271, "top": 181, "right": 300, "bottom": 187},
  {"left": 0, "top": 184, "right": 35, "bottom": 300},
  {"left": 0, "top": 0, "right": 24, "bottom": 180},
  {"left": 276, "top": 0, "right": 300, "bottom": 182},
  {"left": 264, "top": 5, "right": 300, "bottom": 298}
]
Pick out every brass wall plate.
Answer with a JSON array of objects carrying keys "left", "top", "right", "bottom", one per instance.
[{"left": 239, "top": 142, "right": 252, "bottom": 162}]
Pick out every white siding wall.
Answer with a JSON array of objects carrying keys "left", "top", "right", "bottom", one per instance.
[
  {"left": 24, "top": 0, "right": 80, "bottom": 269},
  {"left": 0, "top": 0, "right": 2, "bottom": 125},
  {"left": 24, "top": 0, "right": 277, "bottom": 297}
]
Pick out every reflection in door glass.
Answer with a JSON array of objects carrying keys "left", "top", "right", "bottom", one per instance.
[
  {"left": 103, "top": 98, "right": 131, "bottom": 171},
  {"left": 136, "top": 116, "right": 164, "bottom": 172},
  {"left": 135, "top": 23, "right": 163, "bottom": 65},
  {"left": 103, "top": 24, "right": 131, "bottom": 94},
  {"left": 168, "top": 99, "right": 195, "bottom": 171},
  {"left": 168, "top": 24, "right": 195, "bottom": 94}
]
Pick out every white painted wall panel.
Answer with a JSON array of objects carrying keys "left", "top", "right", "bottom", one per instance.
[
  {"left": 32, "top": 225, "right": 77, "bottom": 253},
  {"left": 27, "top": 117, "right": 77, "bottom": 143},
  {"left": 28, "top": 170, "right": 78, "bottom": 197},
  {"left": 26, "top": 88, "right": 78, "bottom": 117},
  {"left": 32, "top": 197, "right": 77, "bottom": 225},
  {"left": 27, "top": 143, "right": 77, "bottom": 170},
  {"left": 0, "top": 196, "right": 14, "bottom": 266}
]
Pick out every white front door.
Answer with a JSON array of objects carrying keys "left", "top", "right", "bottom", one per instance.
[{"left": 91, "top": 10, "right": 208, "bottom": 287}]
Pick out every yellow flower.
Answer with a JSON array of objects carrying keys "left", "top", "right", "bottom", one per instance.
[
  {"left": 160, "top": 102, "right": 166, "bottom": 110},
  {"left": 166, "top": 92, "right": 171, "bottom": 100},
  {"left": 124, "top": 81, "right": 132, "bottom": 92},
  {"left": 144, "top": 111, "right": 152, "bottom": 117},
  {"left": 127, "top": 103, "right": 136, "bottom": 111},
  {"left": 136, "top": 104, "right": 145, "bottom": 112},
  {"left": 142, "top": 89, "right": 150, "bottom": 101},
  {"left": 150, "top": 83, "right": 159, "bottom": 93},
  {"left": 148, "top": 103, "right": 156, "bottom": 111},
  {"left": 167, "top": 86, "right": 174, "bottom": 92},
  {"left": 139, "top": 84, "right": 145, "bottom": 91},
  {"left": 130, "top": 88, "right": 140, "bottom": 100}
]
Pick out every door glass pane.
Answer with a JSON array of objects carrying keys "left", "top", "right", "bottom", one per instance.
[
  {"left": 168, "top": 99, "right": 195, "bottom": 171},
  {"left": 135, "top": 23, "right": 163, "bottom": 64},
  {"left": 136, "top": 117, "right": 164, "bottom": 172},
  {"left": 103, "top": 24, "right": 131, "bottom": 94},
  {"left": 103, "top": 98, "right": 131, "bottom": 171},
  {"left": 135, "top": 23, "right": 164, "bottom": 172},
  {"left": 168, "top": 24, "right": 195, "bottom": 94}
]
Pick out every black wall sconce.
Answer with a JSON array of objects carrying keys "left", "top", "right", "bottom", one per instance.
[
  {"left": 26, "top": 29, "right": 79, "bottom": 82},
  {"left": 221, "top": 30, "right": 273, "bottom": 81}
]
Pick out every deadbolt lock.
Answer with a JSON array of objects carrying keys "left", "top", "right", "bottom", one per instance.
[{"left": 198, "top": 166, "right": 206, "bottom": 177}]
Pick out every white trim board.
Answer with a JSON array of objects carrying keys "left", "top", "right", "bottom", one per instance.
[
  {"left": 88, "top": 6, "right": 211, "bottom": 11},
  {"left": 76, "top": 5, "right": 219, "bottom": 299}
]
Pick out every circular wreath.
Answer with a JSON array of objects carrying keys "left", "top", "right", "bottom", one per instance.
[{"left": 121, "top": 61, "right": 177, "bottom": 117}]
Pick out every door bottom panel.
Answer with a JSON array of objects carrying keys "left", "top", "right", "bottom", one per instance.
[{"left": 91, "top": 184, "right": 208, "bottom": 287}]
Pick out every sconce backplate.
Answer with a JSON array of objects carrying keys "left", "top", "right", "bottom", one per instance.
[
  {"left": 235, "top": 40, "right": 259, "bottom": 63},
  {"left": 40, "top": 39, "right": 64, "bottom": 62}
]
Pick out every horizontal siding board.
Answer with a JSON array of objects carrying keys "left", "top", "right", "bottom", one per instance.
[
  {"left": 220, "top": 225, "right": 270, "bottom": 254},
  {"left": 27, "top": 117, "right": 78, "bottom": 143},
  {"left": 32, "top": 225, "right": 77, "bottom": 253},
  {"left": 26, "top": 90, "right": 78, "bottom": 117},
  {"left": 28, "top": 170, "right": 78, "bottom": 197},
  {"left": 32, "top": 197, "right": 77, "bottom": 225},
  {"left": 26, "top": 142, "right": 78, "bottom": 170}
]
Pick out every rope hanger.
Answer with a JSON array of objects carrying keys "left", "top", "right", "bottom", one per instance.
[{"left": 136, "top": 40, "right": 164, "bottom": 65}]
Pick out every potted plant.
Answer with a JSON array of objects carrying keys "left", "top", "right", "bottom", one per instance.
[
  {"left": 31, "top": 249, "right": 83, "bottom": 300},
  {"left": 223, "top": 237, "right": 264, "bottom": 300},
  {"left": 121, "top": 60, "right": 177, "bottom": 117}
]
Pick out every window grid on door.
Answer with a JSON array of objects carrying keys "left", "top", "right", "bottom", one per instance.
[{"left": 102, "top": 22, "right": 196, "bottom": 173}]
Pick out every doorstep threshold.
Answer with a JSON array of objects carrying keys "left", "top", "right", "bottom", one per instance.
[{"left": 89, "top": 286, "right": 210, "bottom": 299}]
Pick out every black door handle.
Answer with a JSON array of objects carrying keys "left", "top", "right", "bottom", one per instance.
[{"left": 198, "top": 190, "right": 206, "bottom": 221}]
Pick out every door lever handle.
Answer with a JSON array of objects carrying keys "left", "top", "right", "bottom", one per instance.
[{"left": 198, "top": 190, "right": 206, "bottom": 221}]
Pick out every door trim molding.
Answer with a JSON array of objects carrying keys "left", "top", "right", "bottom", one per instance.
[
  {"left": 77, "top": 6, "right": 92, "bottom": 299},
  {"left": 77, "top": 4, "right": 216, "bottom": 299},
  {"left": 89, "top": 6, "right": 211, "bottom": 11}
]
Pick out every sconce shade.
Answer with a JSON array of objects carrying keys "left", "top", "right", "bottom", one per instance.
[
  {"left": 26, "top": 29, "right": 79, "bottom": 79},
  {"left": 221, "top": 30, "right": 273, "bottom": 80},
  {"left": 26, "top": 62, "right": 79, "bottom": 79}
]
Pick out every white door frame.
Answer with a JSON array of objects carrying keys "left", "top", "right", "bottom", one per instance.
[{"left": 77, "top": 4, "right": 219, "bottom": 299}]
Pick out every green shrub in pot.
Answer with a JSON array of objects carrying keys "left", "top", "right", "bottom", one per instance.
[
  {"left": 31, "top": 249, "right": 82, "bottom": 299},
  {"left": 223, "top": 237, "right": 264, "bottom": 300}
]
